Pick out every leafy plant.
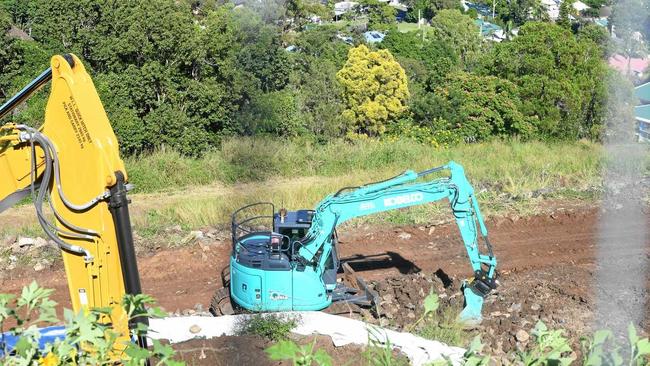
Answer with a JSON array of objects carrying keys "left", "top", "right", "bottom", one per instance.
[
  {"left": 580, "top": 323, "right": 650, "bottom": 366},
  {"left": 516, "top": 321, "right": 575, "bottom": 365},
  {"left": 408, "top": 289, "right": 439, "bottom": 332},
  {"left": 0, "top": 281, "right": 183, "bottom": 365},
  {"left": 364, "top": 327, "right": 409, "bottom": 366},
  {"left": 266, "top": 338, "right": 333, "bottom": 366}
]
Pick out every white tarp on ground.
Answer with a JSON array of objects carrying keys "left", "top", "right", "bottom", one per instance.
[{"left": 149, "top": 312, "right": 466, "bottom": 365}]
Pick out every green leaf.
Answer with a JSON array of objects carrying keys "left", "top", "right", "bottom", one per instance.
[
  {"left": 313, "top": 348, "right": 333, "bottom": 366},
  {"left": 628, "top": 323, "right": 639, "bottom": 344},
  {"left": 635, "top": 338, "right": 650, "bottom": 356},
  {"left": 266, "top": 340, "right": 300, "bottom": 360},
  {"left": 125, "top": 344, "right": 151, "bottom": 360},
  {"left": 423, "top": 290, "right": 439, "bottom": 315},
  {"left": 592, "top": 329, "right": 611, "bottom": 345},
  {"left": 152, "top": 339, "right": 176, "bottom": 359}
]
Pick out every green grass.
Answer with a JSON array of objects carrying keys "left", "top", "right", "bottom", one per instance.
[
  {"left": 127, "top": 137, "right": 603, "bottom": 195},
  {"left": 416, "top": 305, "right": 468, "bottom": 347},
  {"left": 2, "top": 138, "right": 609, "bottom": 246},
  {"left": 396, "top": 22, "right": 432, "bottom": 34}
]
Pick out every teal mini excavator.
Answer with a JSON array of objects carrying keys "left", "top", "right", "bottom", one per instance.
[{"left": 211, "top": 161, "right": 498, "bottom": 324}]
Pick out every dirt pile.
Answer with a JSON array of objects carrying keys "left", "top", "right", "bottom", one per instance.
[
  {"left": 368, "top": 270, "right": 462, "bottom": 327},
  {"left": 365, "top": 265, "right": 597, "bottom": 358}
]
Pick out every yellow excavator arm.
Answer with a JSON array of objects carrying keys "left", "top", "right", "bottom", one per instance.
[{"left": 0, "top": 54, "right": 145, "bottom": 351}]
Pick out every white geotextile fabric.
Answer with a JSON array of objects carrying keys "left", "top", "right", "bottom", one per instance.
[{"left": 148, "top": 312, "right": 466, "bottom": 365}]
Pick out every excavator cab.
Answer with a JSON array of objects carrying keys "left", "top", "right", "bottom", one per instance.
[{"left": 211, "top": 202, "right": 377, "bottom": 315}]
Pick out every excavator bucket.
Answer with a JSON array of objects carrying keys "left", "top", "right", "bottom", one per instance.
[{"left": 459, "top": 285, "right": 485, "bottom": 325}]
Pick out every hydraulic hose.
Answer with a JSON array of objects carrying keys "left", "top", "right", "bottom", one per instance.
[{"left": 19, "top": 125, "right": 94, "bottom": 262}]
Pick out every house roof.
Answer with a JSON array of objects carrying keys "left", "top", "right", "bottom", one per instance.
[
  {"left": 636, "top": 104, "right": 650, "bottom": 122},
  {"left": 594, "top": 18, "right": 608, "bottom": 27},
  {"left": 364, "top": 31, "right": 386, "bottom": 43},
  {"left": 464, "top": 1, "right": 493, "bottom": 17},
  {"left": 609, "top": 54, "right": 650, "bottom": 76},
  {"left": 475, "top": 19, "right": 502, "bottom": 36},
  {"left": 573, "top": 1, "right": 589, "bottom": 11},
  {"left": 636, "top": 82, "right": 650, "bottom": 104},
  {"left": 334, "top": 1, "right": 358, "bottom": 15}
]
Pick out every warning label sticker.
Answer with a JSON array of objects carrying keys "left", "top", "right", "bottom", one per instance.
[{"left": 63, "top": 96, "right": 92, "bottom": 149}]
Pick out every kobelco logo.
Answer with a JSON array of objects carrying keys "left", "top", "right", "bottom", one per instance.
[{"left": 384, "top": 193, "right": 424, "bottom": 207}]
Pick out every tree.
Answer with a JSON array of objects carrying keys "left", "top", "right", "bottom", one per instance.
[
  {"left": 446, "top": 72, "right": 533, "bottom": 139},
  {"left": 610, "top": 0, "right": 648, "bottom": 77},
  {"left": 602, "top": 71, "right": 638, "bottom": 141},
  {"left": 480, "top": 22, "right": 608, "bottom": 140},
  {"left": 430, "top": 10, "right": 482, "bottom": 68},
  {"left": 285, "top": 0, "right": 330, "bottom": 31},
  {"left": 415, "top": 72, "right": 533, "bottom": 141},
  {"left": 237, "top": 90, "right": 305, "bottom": 136},
  {"left": 578, "top": 23, "right": 613, "bottom": 57},
  {"left": 336, "top": 45, "right": 409, "bottom": 136},
  {"left": 557, "top": 0, "right": 574, "bottom": 29},
  {"left": 362, "top": 0, "right": 397, "bottom": 31},
  {"left": 404, "top": 0, "right": 461, "bottom": 22},
  {"left": 380, "top": 30, "right": 460, "bottom": 84},
  {"left": 529, "top": 0, "right": 550, "bottom": 21}
]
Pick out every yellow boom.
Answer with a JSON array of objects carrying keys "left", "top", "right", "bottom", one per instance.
[{"left": 0, "top": 54, "right": 145, "bottom": 351}]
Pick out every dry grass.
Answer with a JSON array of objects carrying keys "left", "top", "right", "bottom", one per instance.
[{"left": 1, "top": 138, "right": 609, "bottom": 241}]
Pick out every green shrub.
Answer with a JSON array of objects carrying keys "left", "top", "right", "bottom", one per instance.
[{"left": 236, "top": 313, "right": 298, "bottom": 341}]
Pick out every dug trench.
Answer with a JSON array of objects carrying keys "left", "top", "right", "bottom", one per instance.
[{"left": 1, "top": 203, "right": 649, "bottom": 360}]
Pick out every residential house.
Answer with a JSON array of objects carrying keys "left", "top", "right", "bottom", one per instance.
[
  {"left": 475, "top": 19, "right": 506, "bottom": 42},
  {"left": 542, "top": 0, "right": 560, "bottom": 20},
  {"left": 364, "top": 31, "right": 386, "bottom": 43},
  {"left": 335, "top": 1, "right": 359, "bottom": 16},
  {"left": 635, "top": 82, "right": 650, "bottom": 141},
  {"left": 609, "top": 55, "right": 650, "bottom": 81},
  {"left": 572, "top": 1, "right": 589, "bottom": 12},
  {"left": 462, "top": 1, "right": 493, "bottom": 18}
]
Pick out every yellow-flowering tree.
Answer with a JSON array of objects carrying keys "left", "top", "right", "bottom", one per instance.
[{"left": 336, "top": 45, "right": 409, "bottom": 137}]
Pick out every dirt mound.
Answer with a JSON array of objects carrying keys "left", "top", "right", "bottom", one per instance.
[
  {"left": 368, "top": 270, "right": 462, "bottom": 327},
  {"left": 167, "top": 334, "right": 395, "bottom": 365}
]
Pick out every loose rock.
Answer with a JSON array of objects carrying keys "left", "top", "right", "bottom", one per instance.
[{"left": 515, "top": 329, "right": 530, "bottom": 343}]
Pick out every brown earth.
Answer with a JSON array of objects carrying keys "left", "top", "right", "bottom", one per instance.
[
  {"left": 166, "top": 334, "right": 393, "bottom": 366},
  {"left": 1, "top": 203, "right": 649, "bottom": 363}
]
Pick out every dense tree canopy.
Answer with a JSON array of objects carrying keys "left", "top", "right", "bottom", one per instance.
[
  {"left": 479, "top": 22, "right": 607, "bottom": 140},
  {"left": 430, "top": 10, "right": 482, "bottom": 68},
  {"left": 0, "top": 0, "right": 618, "bottom": 153}
]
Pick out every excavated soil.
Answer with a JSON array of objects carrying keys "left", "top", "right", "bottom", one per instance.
[
  {"left": 2, "top": 203, "right": 649, "bottom": 362},
  {"left": 165, "top": 334, "right": 379, "bottom": 366}
]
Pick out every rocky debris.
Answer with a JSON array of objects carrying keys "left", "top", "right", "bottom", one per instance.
[
  {"left": 169, "top": 303, "right": 211, "bottom": 318},
  {"left": 33, "top": 261, "right": 46, "bottom": 272},
  {"left": 189, "top": 324, "right": 202, "bottom": 334},
  {"left": 397, "top": 232, "right": 412, "bottom": 240},
  {"left": 367, "top": 270, "right": 460, "bottom": 331},
  {"left": 18, "top": 237, "right": 35, "bottom": 248},
  {"left": 515, "top": 329, "right": 529, "bottom": 343},
  {"left": 7, "top": 236, "right": 52, "bottom": 254},
  {"left": 508, "top": 303, "right": 522, "bottom": 313}
]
